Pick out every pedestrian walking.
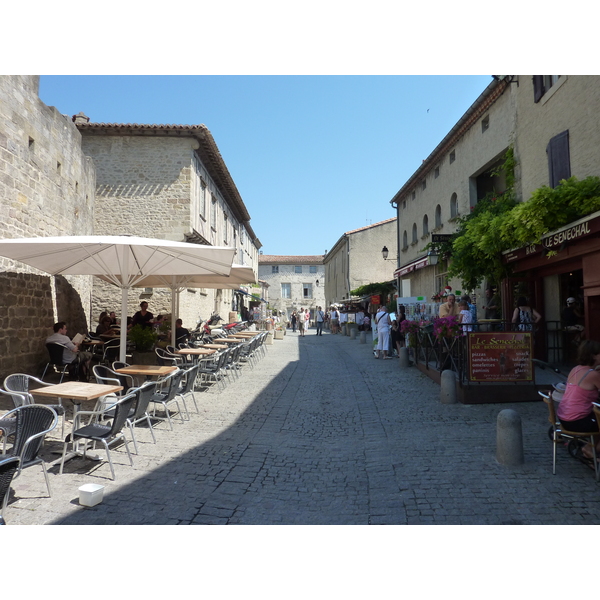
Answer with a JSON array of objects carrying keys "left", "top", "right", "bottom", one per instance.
[
  {"left": 298, "top": 308, "right": 306, "bottom": 337},
  {"left": 330, "top": 307, "right": 340, "bottom": 334},
  {"left": 315, "top": 306, "right": 325, "bottom": 335},
  {"left": 291, "top": 311, "right": 297, "bottom": 333},
  {"left": 375, "top": 304, "right": 392, "bottom": 359}
]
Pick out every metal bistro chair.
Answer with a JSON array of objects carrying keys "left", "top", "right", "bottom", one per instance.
[
  {"left": 174, "top": 365, "right": 200, "bottom": 417},
  {"left": 101, "top": 338, "right": 121, "bottom": 366},
  {"left": 88, "top": 382, "right": 159, "bottom": 455},
  {"left": 155, "top": 347, "right": 179, "bottom": 367},
  {"left": 197, "top": 349, "right": 229, "bottom": 391},
  {"left": 3, "top": 404, "right": 58, "bottom": 499},
  {"left": 59, "top": 391, "right": 135, "bottom": 480},
  {"left": 0, "top": 389, "right": 28, "bottom": 454},
  {"left": 4, "top": 374, "right": 66, "bottom": 439},
  {"left": 542, "top": 391, "right": 599, "bottom": 480},
  {"left": 0, "top": 456, "right": 20, "bottom": 525},
  {"left": 148, "top": 369, "right": 186, "bottom": 430},
  {"left": 41, "top": 342, "right": 73, "bottom": 383},
  {"left": 93, "top": 364, "right": 135, "bottom": 396}
]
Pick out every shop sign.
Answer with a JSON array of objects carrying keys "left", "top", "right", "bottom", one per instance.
[
  {"left": 371, "top": 295, "right": 381, "bottom": 305},
  {"left": 468, "top": 332, "right": 533, "bottom": 382},
  {"left": 503, "top": 211, "right": 600, "bottom": 263}
]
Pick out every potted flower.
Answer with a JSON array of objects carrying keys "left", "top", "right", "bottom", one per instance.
[
  {"left": 432, "top": 316, "right": 461, "bottom": 340},
  {"left": 128, "top": 324, "right": 158, "bottom": 364}
]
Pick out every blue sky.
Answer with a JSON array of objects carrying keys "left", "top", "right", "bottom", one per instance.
[{"left": 39, "top": 75, "right": 492, "bottom": 255}]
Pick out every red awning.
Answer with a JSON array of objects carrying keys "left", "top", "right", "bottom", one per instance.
[{"left": 394, "top": 256, "right": 429, "bottom": 278}]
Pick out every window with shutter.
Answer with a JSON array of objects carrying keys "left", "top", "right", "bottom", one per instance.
[{"left": 547, "top": 130, "right": 571, "bottom": 188}]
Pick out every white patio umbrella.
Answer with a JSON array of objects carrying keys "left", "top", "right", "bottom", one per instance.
[
  {"left": 114, "top": 264, "right": 257, "bottom": 346},
  {"left": 0, "top": 235, "right": 236, "bottom": 362}
]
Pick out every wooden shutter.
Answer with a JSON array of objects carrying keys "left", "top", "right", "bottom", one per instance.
[{"left": 547, "top": 130, "right": 571, "bottom": 188}]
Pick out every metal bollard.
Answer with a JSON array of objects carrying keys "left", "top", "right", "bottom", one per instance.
[
  {"left": 398, "top": 347, "right": 409, "bottom": 368},
  {"left": 359, "top": 330, "right": 366, "bottom": 344},
  {"left": 496, "top": 409, "right": 524, "bottom": 466},
  {"left": 440, "top": 369, "right": 457, "bottom": 404}
]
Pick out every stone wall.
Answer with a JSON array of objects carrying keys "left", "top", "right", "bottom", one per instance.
[
  {"left": 82, "top": 133, "right": 243, "bottom": 330},
  {"left": 514, "top": 76, "right": 600, "bottom": 200},
  {"left": 258, "top": 261, "right": 326, "bottom": 319},
  {"left": 0, "top": 75, "right": 96, "bottom": 377}
]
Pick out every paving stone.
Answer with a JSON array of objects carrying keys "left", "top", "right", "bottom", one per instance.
[{"left": 5, "top": 327, "right": 600, "bottom": 525}]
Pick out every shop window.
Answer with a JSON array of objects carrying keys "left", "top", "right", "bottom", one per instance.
[{"left": 547, "top": 130, "right": 571, "bottom": 188}]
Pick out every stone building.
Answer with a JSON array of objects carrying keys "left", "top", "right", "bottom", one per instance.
[
  {"left": 503, "top": 76, "right": 600, "bottom": 355},
  {"left": 390, "top": 78, "right": 514, "bottom": 309},
  {"left": 258, "top": 255, "right": 325, "bottom": 323},
  {"left": 0, "top": 75, "right": 96, "bottom": 377},
  {"left": 323, "top": 218, "right": 397, "bottom": 307},
  {"left": 75, "top": 119, "right": 262, "bottom": 331},
  {"left": 0, "top": 76, "right": 260, "bottom": 378},
  {"left": 389, "top": 75, "right": 600, "bottom": 362}
]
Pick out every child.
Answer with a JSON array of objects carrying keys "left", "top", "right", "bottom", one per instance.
[{"left": 458, "top": 299, "right": 473, "bottom": 333}]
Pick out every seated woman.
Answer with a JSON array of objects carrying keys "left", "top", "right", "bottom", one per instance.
[
  {"left": 557, "top": 340, "right": 600, "bottom": 460},
  {"left": 95, "top": 315, "right": 114, "bottom": 335}
]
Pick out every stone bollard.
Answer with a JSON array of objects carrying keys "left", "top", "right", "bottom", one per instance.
[
  {"left": 350, "top": 327, "right": 356, "bottom": 340},
  {"left": 341, "top": 324, "right": 347, "bottom": 336},
  {"left": 440, "top": 370, "right": 457, "bottom": 404},
  {"left": 496, "top": 409, "right": 524, "bottom": 466},
  {"left": 398, "top": 347, "right": 409, "bottom": 368},
  {"left": 359, "top": 330, "right": 366, "bottom": 344}
]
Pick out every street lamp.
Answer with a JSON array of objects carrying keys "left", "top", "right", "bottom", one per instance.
[
  {"left": 382, "top": 246, "right": 394, "bottom": 260},
  {"left": 427, "top": 250, "right": 439, "bottom": 266}
]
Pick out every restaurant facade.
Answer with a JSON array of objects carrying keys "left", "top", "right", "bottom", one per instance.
[{"left": 390, "top": 75, "right": 600, "bottom": 368}]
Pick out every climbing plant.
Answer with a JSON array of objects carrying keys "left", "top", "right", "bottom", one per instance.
[{"left": 423, "top": 144, "right": 600, "bottom": 290}]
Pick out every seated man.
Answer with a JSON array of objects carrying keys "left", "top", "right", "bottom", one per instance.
[
  {"left": 46, "top": 321, "right": 93, "bottom": 380},
  {"left": 175, "top": 319, "right": 190, "bottom": 344}
]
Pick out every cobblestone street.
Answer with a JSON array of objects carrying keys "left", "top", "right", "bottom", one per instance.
[{"left": 5, "top": 327, "right": 600, "bottom": 525}]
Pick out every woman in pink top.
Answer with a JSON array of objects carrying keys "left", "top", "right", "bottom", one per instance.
[{"left": 557, "top": 340, "right": 600, "bottom": 459}]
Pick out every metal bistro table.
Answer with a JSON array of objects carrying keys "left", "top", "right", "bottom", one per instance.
[
  {"left": 30, "top": 381, "right": 123, "bottom": 464},
  {"left": 115, "top": 364, "right": 177, "bottom": 386}
]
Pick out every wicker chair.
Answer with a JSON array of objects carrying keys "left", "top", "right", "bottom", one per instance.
[
  {"left": 2, "top": 404, "right": 58, "bottom": 498},
  {"left": 4, "top": 374, "right": 66, "bottom": 439},
  {"left": 0, "top": 456, "right": 20, "bottom": 525}
]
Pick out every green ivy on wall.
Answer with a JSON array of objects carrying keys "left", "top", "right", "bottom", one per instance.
[{"left": 424, "top": 145, "right": 600, "bottom": 290}]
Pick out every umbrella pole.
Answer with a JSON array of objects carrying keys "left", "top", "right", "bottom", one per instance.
[
  {"left": 120, "top": 248, "right": 129, "bottom": 364},
  {"left": 171, "top": 286, "right": 177, "bottom": 348}
]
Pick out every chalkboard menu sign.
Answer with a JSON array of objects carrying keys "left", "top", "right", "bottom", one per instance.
[{"left": 468, "top": 332, "right": 533, "bottom": 382}]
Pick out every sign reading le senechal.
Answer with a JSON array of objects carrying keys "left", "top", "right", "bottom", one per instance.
[{"left": 468, "top": 332, "right": 533, "bottom": 382}]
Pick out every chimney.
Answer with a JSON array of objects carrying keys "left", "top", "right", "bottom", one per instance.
[{"left": 72, "top": 112, "right": 90, "bottom": 124}]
